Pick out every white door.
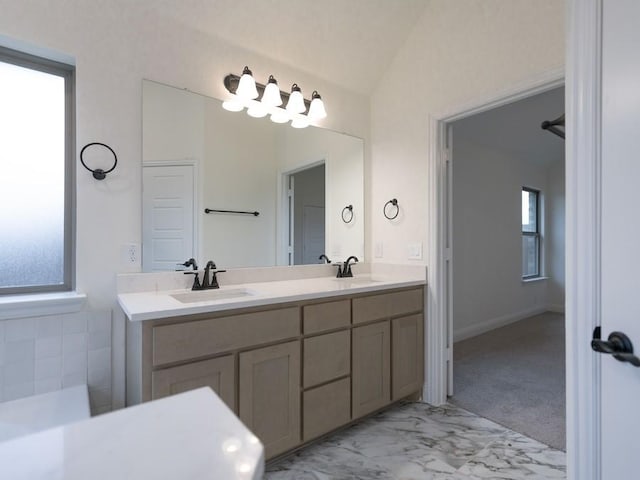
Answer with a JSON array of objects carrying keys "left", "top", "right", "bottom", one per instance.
[
  {"left": 142, "top": 165, "right": 195, "bottom": 271},
  {"left": 599, "top": 0, "right": 640, "bottom": 476}
]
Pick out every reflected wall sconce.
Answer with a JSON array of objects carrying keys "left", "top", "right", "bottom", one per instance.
[
  {"left": 383, "top": 198, "right": 399, "bottom": 220},
  {"left": 222, "top": 66, "right": 327, "bottom": 128}
]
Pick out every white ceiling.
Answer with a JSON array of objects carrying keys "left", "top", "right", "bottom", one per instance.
[
  {"left": 151, "top": 0, "right": 428, "bottom": 95},
  {"left": 452, "top": 87, "right": 565, "bottom": 166}
]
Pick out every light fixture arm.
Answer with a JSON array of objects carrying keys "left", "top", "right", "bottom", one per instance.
[{"left": 224, "top": 73, "right": 311, "bottom": 111}]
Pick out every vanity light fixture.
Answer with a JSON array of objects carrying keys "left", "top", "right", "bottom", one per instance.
[
  {"left": 261, "top": 75, "right": 283, "bottom": 107},
  {"left": 285, "top": 84, "right": 306, "bottom": 114},
  {"left": 235, "top": 66, "right": 259, "bottom": 100},
  {"left": 308, "top": 91, "right": 327, "bottom": 120},
  {"left": 222, "top": 67, "right": 326, "bottom": 128}
]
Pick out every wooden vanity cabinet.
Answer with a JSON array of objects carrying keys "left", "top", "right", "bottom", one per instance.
[
  {"left": 151, "top": 355, "right": 235, "bottom": 409},
  {"left": 392, "top": 313, "right": 424, "bottom": 400},
  {"left": 352, "top": 320, "right": 391, "bottom": 417},
  {"left": 239, "top": 341, "right": 301, "bottom": 459},
  {"left": 127, "top": 285, "right": 425, "bottom": 461},
  {"left": 300, "top": 299, "right": 352, "bottom": 442},
  {"left": 351, "top": 288, "right": 424, "bottom": 417}
]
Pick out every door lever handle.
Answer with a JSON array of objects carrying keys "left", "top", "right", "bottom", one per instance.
[{"left": 591, "top": 331, "right": 640, "bottom": 367}]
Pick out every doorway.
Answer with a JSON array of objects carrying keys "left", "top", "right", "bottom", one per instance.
[
  {"left": 434, "top": 84, "right": 567, "bottom": 451},
  {"left": 284, "top": 162, "right": 326, "bottom": 265}
]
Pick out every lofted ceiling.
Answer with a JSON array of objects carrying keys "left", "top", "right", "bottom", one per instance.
[
  {"left": 151, "top": 0, "right": 429, "bottom": 95},
  {"left": 453, "top": 87, "right": 565, "bottom": 166}
]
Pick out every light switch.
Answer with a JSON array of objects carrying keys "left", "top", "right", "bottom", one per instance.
[
  {"left": 407, "top": 242, "right": 422, "bottom": 260},
  {"left": 374, "top": 241, "right": 383, "bottom": 258}
]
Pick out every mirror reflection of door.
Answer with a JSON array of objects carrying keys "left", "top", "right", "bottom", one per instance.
[
  {"left": 286, "top": 163, "right": 325, "bottom": 265},
  {"left": 142, "top": 164, "right": 196, "bottom": 271}
]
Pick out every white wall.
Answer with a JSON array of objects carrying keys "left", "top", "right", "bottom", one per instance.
[
  {"left": 0, "top": 0, "right": 369, "bottom": 410},
  {"left": 370, "top": 0, "right": 564, "bottom": 264},
  {"left": 546, "top": 159, "right": 566, "bottom": 311},
  {"left": 142, "top": 81, "right": 205, "bottom": 163},
  {"left": 279, "top": 127, "right": 365, "bottom": 263},
  {"left": 203, "top": 101, "right": 280, "bottom": 268},
  {"left": 451, "top": 139, "right": 563, "bottom": 341}
]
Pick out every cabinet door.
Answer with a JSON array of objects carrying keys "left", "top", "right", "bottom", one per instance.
[
  {"left": 352, "top": 321, "right": 390, "bottom": 418},
  {"left": 239, "top": 340, "right": 300, "bottom": 459},
  {"left": 392, "top": 314, "right": 424, "bottom": 400},
  {"left": 151, "top": 355, "right": 235, "bottom": 410}
]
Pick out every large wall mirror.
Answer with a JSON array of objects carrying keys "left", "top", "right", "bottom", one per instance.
[{"left": 142, "top": 80, "right": 364, "bottom": 271}]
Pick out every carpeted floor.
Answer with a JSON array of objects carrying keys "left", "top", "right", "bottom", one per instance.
[{"left": 449, "top": 312, "right": 566, "bottom": 451}]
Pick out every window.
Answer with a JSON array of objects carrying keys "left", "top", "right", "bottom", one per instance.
[
  {"left": 522, "top": 187, "right": 540, "bottom": 279},
  {"left": 0, "top": 46, "right": 74, "bottom": 294}
]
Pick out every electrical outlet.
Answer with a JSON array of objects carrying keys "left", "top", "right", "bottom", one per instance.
[
  {"left": 374, "top": 241, "right": 384, "bottom": 258},
  {"left": 122, "top": 243, "right": 139, "bottom": 266}
]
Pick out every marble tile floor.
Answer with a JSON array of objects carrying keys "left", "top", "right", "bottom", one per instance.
[{"left": 265, "top": 402, "right": 565, "bottom": 480}]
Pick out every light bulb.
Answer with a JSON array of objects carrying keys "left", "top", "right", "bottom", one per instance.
[
  {"left": 246, "top": 100, "right": 268, "bottom": 118},
  {"left": 222, "top": 96, "right": 244, "bottom": 112},
  {"left": 270, "top": 108, "right": 290, "bottom": 124},
  {"left": 308, "top": 91, "right": 327, "bottom": 120},
  {"left": 261, "top": 75, "right": 283, "bottom": 107},
  {"left": 285, "top": 83, "right": 306, "bottom": 114},
  {"left": 291, "top": 115, "right": 309, "bottom": 129},
  {"left": 235, "top": 66, "right": 259, "bottom": 100}
]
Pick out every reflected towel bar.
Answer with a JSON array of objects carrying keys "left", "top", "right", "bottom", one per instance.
[
  {"left": 541, "top": 113, "right": 565, "bottom": 140},
  {"left": 204, "top": 208, "right": 260, "bottom": 216}
]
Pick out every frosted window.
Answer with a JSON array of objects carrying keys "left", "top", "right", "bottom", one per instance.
[{"left": 0, "top": 49, "right": 73, "bottom": 293}]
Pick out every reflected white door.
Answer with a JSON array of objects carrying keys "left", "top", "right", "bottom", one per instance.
[
  {"left": 142, "top": 165, "right": 195, "bottom": 271},
  {"left": 600, "top": 0, "right": 640, "bottom": 476}
]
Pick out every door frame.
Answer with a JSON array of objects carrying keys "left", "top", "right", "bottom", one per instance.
[
  {"left": 425, "top": 2, "right": 601, "bottom": 479},
  {"left": 278, "top": 159, "right": 327, "bottom": 265}
]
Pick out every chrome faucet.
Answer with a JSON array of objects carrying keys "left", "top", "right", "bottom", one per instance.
[{"left": 342, "top": 256, "right": 359, "bottom": 278}]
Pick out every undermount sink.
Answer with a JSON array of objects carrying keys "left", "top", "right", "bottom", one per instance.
[
  {"left": 332, "top": 277, "right": 383, "bottom": 285},
  {"left": 171, "top": 288, "right": 257, "bottom": 304}
]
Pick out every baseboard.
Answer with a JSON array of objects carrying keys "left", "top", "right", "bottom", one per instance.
[
  {"left": 547, "top": 303, "right": 566, "bottom": 313},
  {"left": 453, "top": 306, "right": 549, "bottom": 343}
]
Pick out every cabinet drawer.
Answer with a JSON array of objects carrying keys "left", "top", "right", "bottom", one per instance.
[
  {"left": 303, "top": 377, "right": 351, "bottom": 441},
  {"left": 352, "top": 288, "right": 423, "bottom": 325},
  {"left": 303, "top": 299, "right": 350, "bottom": 334},
  {"left": 152, "top": 307, "right": 299, "bottom": 366},
  {"left": 303, "top": 330, "right": 350, "bottom": 388},
  {"left": 151, "top": 355, "right": 235, "bottom": 410}
]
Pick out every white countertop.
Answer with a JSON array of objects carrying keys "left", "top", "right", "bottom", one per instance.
[
  {"left": 118, "top": 273, "right": 426, "bottom": 321},
  {"left": 0, "top": 388, "right": 264, "bottom": 480},
  {"left": 0, "top": 386, "right": 90, "bottom": 443}
]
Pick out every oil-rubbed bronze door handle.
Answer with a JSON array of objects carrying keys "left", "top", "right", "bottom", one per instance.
[{"left": 591, "top": 329, "right": 640, "bottom": 367}]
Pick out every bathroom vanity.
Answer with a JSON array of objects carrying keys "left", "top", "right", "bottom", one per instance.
[{"left": 119, "top": 265, "right": 426, "bottom": 460}]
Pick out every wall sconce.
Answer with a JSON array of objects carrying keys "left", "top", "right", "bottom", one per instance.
[{"left": 222, "top": 66, "right": 327, "bottom": 128}]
